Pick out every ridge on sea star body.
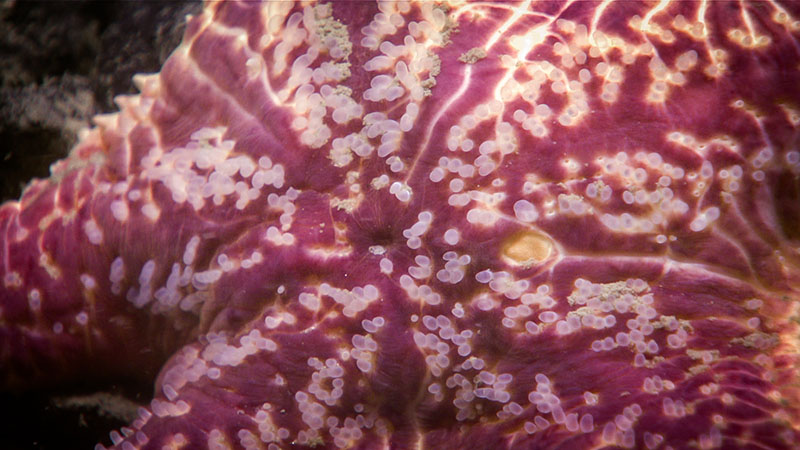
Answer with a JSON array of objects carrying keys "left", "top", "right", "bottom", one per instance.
[{"left": 3, "top": 1, "right": 800, "bottom": 449}]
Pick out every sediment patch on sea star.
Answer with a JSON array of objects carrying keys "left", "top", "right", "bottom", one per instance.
[{"left": 2, "top": 1, "right": 800, "bottom": 449}]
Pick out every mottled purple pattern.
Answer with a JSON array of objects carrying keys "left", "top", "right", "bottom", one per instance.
[{"left": 2, "top": 1, "right": 800, "bottom": 449}]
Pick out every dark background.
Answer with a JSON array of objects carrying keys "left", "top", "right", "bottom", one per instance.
[
  {"left": 0, "top": 0, "right": 201, "bottom": 202},
  {"left": 0, "top": 1, "right": 200, "bottom": 448}
]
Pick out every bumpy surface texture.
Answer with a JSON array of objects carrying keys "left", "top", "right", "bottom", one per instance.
[{"left": 2, "top": 1, "right": 800, "bottom": 449}]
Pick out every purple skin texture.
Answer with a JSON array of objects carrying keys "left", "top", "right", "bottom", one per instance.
[{"left": 2, "top": 1, "right": 800, "bottom": 449}]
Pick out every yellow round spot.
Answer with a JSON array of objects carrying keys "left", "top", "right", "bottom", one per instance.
[{"left": 501, "top": 231, "right": 553, "bottom": 266}]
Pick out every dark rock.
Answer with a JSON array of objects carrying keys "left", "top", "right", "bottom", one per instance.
[{"left": 0, "top": 0, "right": 201, "bottom": 202}]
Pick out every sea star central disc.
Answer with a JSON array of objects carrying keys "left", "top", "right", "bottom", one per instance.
[{"left": 2, "top": 1, "right": 800, "bottom": 449}]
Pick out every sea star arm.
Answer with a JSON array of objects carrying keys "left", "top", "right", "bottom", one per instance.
[{"left": 0, "top": 120, "right": 184, "bottom": 388}]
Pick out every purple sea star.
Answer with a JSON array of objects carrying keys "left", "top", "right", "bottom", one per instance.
[{"left": 2, "top": 1, "right": 800, "bottom": 449}]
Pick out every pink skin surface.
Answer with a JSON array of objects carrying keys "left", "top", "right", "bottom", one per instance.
[{"left": 2, "top": 1, "right": 800, "bottom": 449}]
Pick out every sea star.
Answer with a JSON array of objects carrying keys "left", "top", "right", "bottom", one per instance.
[{"left": 2, "top": 1, "right": 800, "bottom": 449}]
